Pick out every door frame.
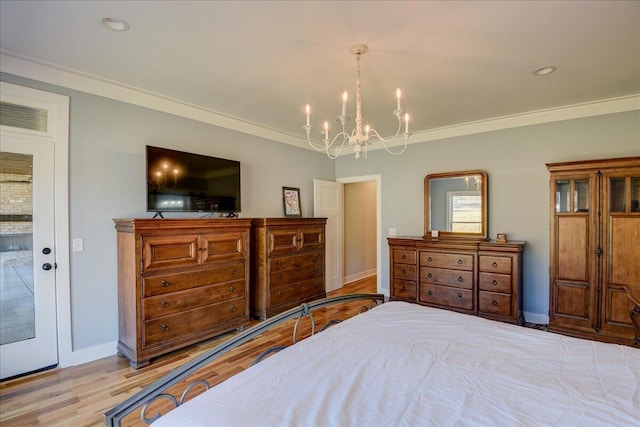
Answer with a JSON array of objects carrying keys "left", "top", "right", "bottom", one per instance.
[
  {"left": 337, "top": 174, "right": 383, "bottom": 295},
  {"left": 0, "top": 81, "right": 72, "bottom": 368}
]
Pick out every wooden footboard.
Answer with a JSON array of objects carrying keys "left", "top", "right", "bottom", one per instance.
[
  {"left": 104, "top": 293, "right": 384, "bottom": 426},
  {"left": 624, "top": 286, "right": 640, "bottom": 346}
]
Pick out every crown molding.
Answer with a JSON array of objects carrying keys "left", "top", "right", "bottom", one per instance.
[
  {"left": 0, "top": 52, "right": 306, "bottom": 149},
  {"left": 2, "top": 52, "right": 638, "bottom": 153},
  {"left": 409, "top": 94, "right": 640, "bottom": 145}
]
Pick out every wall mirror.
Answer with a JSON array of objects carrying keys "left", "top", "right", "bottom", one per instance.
[{"left": 424, "top": 170, "right": 488, "bottom": 240}]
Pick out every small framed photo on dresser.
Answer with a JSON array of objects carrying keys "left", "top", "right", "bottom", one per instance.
[{"left": 283, "top": 187, "right": 302, "bottom": 217}]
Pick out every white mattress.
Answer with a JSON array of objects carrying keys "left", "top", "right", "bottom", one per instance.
[{"left": 153, "top": 301, "right": 640, "bottom": 426}]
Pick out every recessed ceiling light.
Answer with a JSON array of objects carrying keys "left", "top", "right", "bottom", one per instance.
[
  {"left": 533, "top": 66, "right": 557, "bottom": 76},
  {"left": 101, "top": 17, "right": 129, "bottom": 32}
]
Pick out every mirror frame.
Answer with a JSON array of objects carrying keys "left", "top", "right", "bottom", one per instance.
[{"left": 424, "top": 170, "right": 488, "bottom": 240}]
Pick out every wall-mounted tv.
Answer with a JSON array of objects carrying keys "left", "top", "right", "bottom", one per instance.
[{"left": 146, "top": 145, "right": 241, "bottom": 214}]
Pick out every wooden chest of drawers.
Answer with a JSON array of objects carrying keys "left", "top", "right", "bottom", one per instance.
[
  {"left": 114, "top": 218, "right": 251, "bottom": 368},
  {"left": 251, "top": 218, "right": 327, "bottom": 319},
  {"left": 389, "top": 237, "right": 525, "bottom": 324}
]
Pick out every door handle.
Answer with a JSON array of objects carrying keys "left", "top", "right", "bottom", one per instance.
[{"left": 42, "top": 263, "right": 52, "bottom": 271}]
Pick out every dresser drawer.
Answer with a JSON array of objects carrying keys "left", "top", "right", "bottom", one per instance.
[
  {"left": 478, "top": 291, "right": 512, "bottom": 316},
  {"left": 420, "top": 267, "right": 473, "bottom": 289},
  {"left": 392, "top": 280, "right": 416, "bottom": 300},
  {"left": 143, "top": 262, "right": 245, "bottom": 297},
  {"left": 143, "top": 296, "right": 245, "bottom": 346},
  {"left": 143, "top": 279, "right": 245, "bottom": 320},
  {"left": 269, "top": 277, "right": 324, "bottom": 307},
  {"left": 393, "top": 263, "right": 417, "bottom": 281},
  {"left": 420, "top": 251, "right": 473, "bottom": 271},
  {"left": 270, "top": 252, "right": 323, "bottom": 273},
  {"left": 479, "top": 272, "right": 512, "bottom": 294},
  {"left": 393, "top": 249, "right": 416, "bottom": 265},
  {"left": 270, "top": 265, "right": 323, "bottom": 287},
  {"left": 479, "top": 256, "right": 512, "bottom": 274},
  {"left": 142, "top": 234, "right": 200, "bottom": 271},
  {"left": 419, "top": 284, "right": 473, "bottom": 310}
]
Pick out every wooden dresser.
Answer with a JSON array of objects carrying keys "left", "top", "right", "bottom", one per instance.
[
  {"left": 251, "top": 218, "right": 326, "bottom": 319},
  {"left": 388, "top": 237, "right": 525, "bottom": 324},
  {"left": 114, "top": 218, "right": 251, "bottom": 368}
]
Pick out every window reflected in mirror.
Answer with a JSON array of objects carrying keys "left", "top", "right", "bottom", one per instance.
[{"left": 425, "top": 170, "right": 487, "bottom": 240}]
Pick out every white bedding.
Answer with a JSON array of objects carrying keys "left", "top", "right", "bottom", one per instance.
[{"left": 153, "top": 301, "right": 640, "bottom": 427}]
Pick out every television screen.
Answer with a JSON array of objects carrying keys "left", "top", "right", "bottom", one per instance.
[{"left": 146, "top": 146, "right": 241, "bottom": 213}]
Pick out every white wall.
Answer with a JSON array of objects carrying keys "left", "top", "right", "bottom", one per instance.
[
  {"left": 336, "top": 111, "right": 640, "bottom": 321},
  {"left": 344, "top": 181, "right": 377, "bottom": 281},
  {"left": 1, "top": 72, "right": 335, "bottom": 353}
]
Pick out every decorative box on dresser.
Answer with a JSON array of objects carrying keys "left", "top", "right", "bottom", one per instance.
[
  {"left": 388, "top": 237, "right": 525, "bottom": 324},
  {"left": 251, "top": 218, "right": 327, "bottom": 319},
  {"left": 114, "top": 218, "right": 251, "bottom": 368},
  {"left": 547, "top": 156, "right": 640, "bottom": 346}
]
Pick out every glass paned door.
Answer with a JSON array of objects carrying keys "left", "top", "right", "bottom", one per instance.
[
  {"left": 0, "top": 152, "right": 35, "bottom": 345},
  {"left": 0, "top": 133, "right": 57, "bottom": 379}
]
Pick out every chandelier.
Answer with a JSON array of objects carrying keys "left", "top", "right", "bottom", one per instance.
[{"left": 303, "top": 44, "right": 411, "bottom": 159}]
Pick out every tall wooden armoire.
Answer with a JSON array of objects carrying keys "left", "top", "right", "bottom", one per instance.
[{"left": 547, "top": 156, "right": 640, "bottom": 346}]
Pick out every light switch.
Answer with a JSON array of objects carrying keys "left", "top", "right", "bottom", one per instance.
[{"left": 72, "top": 238, "right": 84, "bottom": 252}]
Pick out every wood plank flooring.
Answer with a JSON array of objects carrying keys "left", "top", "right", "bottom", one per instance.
[{"left": 0, "top": 277, "right": 378, "bottom": 426}]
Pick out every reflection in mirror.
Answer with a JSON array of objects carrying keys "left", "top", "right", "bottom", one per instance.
[{"left": 424, "top": 170, "right": 488, "bottom": 239}]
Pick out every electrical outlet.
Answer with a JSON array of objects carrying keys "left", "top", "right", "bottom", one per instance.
[
  {"left": 72, "top": 238, "right": 84, "bottom": 252},
  {"left": 388, "top": 228, "right": 396, "bottom": 236}
]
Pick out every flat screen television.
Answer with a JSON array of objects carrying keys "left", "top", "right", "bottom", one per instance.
[{"left": 146, "top": 145, "right": 241, "bottom": 214}]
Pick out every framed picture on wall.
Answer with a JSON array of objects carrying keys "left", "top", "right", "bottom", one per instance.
[{"left": 282, "top": 187, "right": 302, "bottom": 217}]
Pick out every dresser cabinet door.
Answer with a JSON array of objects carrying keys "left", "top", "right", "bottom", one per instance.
[
  {"left": 142, "top": 234, "right": 200, "bottom": 271},
  {"left": 268, "top": 228, "right": 299, "bottom": 257},
  {"left": 298, "top": 226, "right": 324, "bottom": 253},
  {"left": 201, "top": 231, "right": 247, "bottom": 264}
]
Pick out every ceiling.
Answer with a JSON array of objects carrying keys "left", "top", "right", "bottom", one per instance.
[{"left": 1, "top": 1, "right": 639, "bottom": 151}]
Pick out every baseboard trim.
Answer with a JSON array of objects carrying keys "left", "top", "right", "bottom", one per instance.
[
  {"left": 523, "top": 311, "right": 549, "bottom": 325},
  {"left": 69, "top": 340, "right": 118, "bottom": 367},
  {"left": 343, "top": 269, "right": 377, "bottom": 285}
]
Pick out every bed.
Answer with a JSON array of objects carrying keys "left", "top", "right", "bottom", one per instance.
[{"left": 106, "top": 296, "right": 640, "bottom": 426}]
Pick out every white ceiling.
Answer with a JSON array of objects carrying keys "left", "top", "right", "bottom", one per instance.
[{"left": 1, "top": 1, "right": 639, "bottom": 150}]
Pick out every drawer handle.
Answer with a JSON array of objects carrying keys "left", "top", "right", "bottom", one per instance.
[
  {"left": 161, "top": 301, "right": 169, "bottom": 308},
  {"left": 278, "top": 292, "right": 284, "bottom": 297},
  {"left": 492, "top": 280, "right": 498, "bottom": 285},
  {"left": 427, "top": 290, "right": 433, "bottom": 296},
  {"left": 277, "top": 260, "right": 283, "bottom": 266},
  {"left": 402, "top": 269, "right": 407, "bottom": 275},
  {"left": 458, "top": 259, "right": 463, "bottom": 265},
  {"left": 492, "top": 300, "right": 498, "bottom": 306},
  {"left": 401, "top": 285, "right": 406, "bottom": 291},
  {"left": 427, "top": 257, "right": 432, "bottom": 262},
  {"left": 277, "top": 273, "right": 283, "bottom": 279},
  {"left": 492, "top": 262, "right": 498, "bottom": 267},
  {"left": 457, "top": 276, "right": 464, "bottom": 282},
  {"left": 161, "top": 280, "right": 169, "bottom": 287},
  {"left": 427, "top": 273, "right": 432, "bottom": 278},
  {"left": 230, "top": 268, "right": 236, "bottom": 275},
  {"left": 457, "top": 292, "right": 463, "bottom": 298},
  {"left": 401, "top": 254, "right": 407, "bottom": 260},
  {"left": 230, "top": 286, "right": 236, "bottom": 292},
  {"left": 161, "top": 324, "right": 168, "bottom": 331},
  {"left": 198, "top": 247, "right": 206, "bottom": 252}
]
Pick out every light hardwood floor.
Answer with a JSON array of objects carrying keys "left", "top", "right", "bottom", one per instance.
[{"left": 0, "top": 277, "right": 378, "bottom": 426}]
